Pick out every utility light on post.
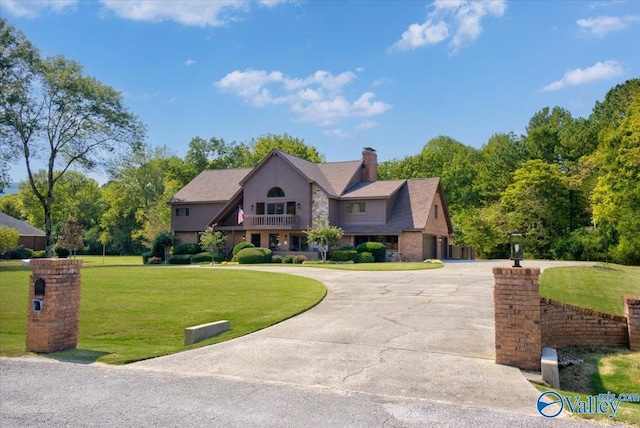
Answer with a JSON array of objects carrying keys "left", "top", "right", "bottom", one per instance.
[{"left": 510, "top": 231, "right": 524, "bottom": 268}]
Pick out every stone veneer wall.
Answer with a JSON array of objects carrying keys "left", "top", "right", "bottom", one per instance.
[
  {"left": 540, "top": 298, "right": 629, "bottom": 348},
  {"left": 26, "top": 258, "right": 83, "bottom": 353},
  {"left": 399, "top": 232, "right": 422, "bottom": 262},
  {"left": 311, "top": 184, "right": 329, "bottom": 227}
]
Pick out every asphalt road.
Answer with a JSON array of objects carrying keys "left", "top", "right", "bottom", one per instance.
[{"left": 1, "top": 260, "right": 619, "bottom": 427}]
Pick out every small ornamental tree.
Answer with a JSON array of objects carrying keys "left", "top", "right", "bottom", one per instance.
[
  {"left": 199, "top": 226, "right": 227, "bottom": 264},
  {"left": 0, "top": 226, "right": 20, "bottom": 256},
  {"left": 56, "top": 216, "right": 85, "bottom": 258},
  {"left": 305, "top": 224, "right": 343, "bottom": 262},
  {"left": 153, "top": 231, "right": 179, "bottom": 262}
]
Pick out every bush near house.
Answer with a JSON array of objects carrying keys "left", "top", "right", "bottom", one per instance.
[
  {"left": 294, "top": 255, "right": 307, "bottom": 264},
  {"left": 356, "top": 242, "right": 386, "bottom": 262},
  {"left": 172, "top": 243, "right": 202, "bottom": 255},
  {"left": 235, "top": 247, "right": 272, "bottom": 264},
  {"left": 282, "top": 254, "right": 295, "bottom": 264},
  {"left": 167, "top": 254, "right": 192, "bottom": 264},
  {"left": 142, "top": 251, "right": 153, "bottom": 264},
  {"left": 7, "top": 246, "right": 34, "bottom": 259},
  {"left": 190, "top": 252, "right": 213, "bottom": 263},
  {"left": 332, "top": 249, "right": 358, "bottom": 262},
  {"left": 272, "top": 255, "right": 283, "bottom": 263},
  {"left": 213, "top": 253, "right": 226, "bottom": 263},
  {"left": 233, "top": 242, "right": 255, "bottom": 258},
  {"left": 55, "top": 247, "right": 70, "bottom": 258},
  {"left": 355, "top": 251, "right": 375, "bottom": 263}
]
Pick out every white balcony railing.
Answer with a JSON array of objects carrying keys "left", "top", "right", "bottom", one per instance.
[{"left": 245, "top": 215, "right": 299, "bottom": 229}]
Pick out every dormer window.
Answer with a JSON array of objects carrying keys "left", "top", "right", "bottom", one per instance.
[{"left": 267, "top": 187, "right": 285, "bottom": 197}]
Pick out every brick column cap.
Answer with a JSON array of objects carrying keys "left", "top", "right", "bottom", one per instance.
[
  {"left": 493, "top": 266, "right": 540, "bottom": 275},
  {"left": 30, "top": 258, "right": 83, "bottom": 267},
  {"left": 623, "top": 296, "right": 640, "bottom": 305}
]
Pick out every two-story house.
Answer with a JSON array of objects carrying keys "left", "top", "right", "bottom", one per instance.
[{"left": 168, "top": 148, "right": 469, "bottom": 262}]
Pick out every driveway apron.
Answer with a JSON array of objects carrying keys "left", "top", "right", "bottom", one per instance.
[{"left": 132, "top": 262, "right": 563, "bottom": 416}]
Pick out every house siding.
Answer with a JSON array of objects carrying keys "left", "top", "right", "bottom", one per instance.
[
  {"left": 400, "top": 232, "right": 423, "bottom": 262},
  {"left": 424, "top": 192, "right": 450, "bottom": 236},
  {"left": 172, "top": 202, "right": 224, "bottom": 234},
  {"left": 243, "top": 154, "right": 312, "bottom": 228},
  {"left": 337, "top": 199, "right": 388, "bottom": 225}
]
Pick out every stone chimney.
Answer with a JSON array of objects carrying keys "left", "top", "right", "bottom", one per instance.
[{"left": 362, "top": 147, "right": 377, "bottom": 182}]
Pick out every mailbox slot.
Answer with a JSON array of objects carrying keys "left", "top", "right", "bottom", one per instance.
[{"left": 34, "top": 278, "right": 46, "bottom": 295}]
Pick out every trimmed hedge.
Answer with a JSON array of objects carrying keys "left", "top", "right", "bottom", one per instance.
[
  {"left": 173, "top": 243, "right": 202, "bottom": 255},
  {"left": 190, "top": 252, "right": 213, "bottom": 263},
  {"left": 282, "top": 254, "right": 295, "bottom": 264},
  {"left": 167, "top": 254, "right": 192, "bottom": 264},
  {"left": 235, "top": 247, "right": 272, "bottom": 264},
  {"left": 213, "top": 253, "right": 226, "bottom": 263},
  {"left": 356, "top": 242, "right": 386, "bottom": 262},
  {"left": 332, "top": 249, "right": 358, "bottom": 262},
  {"left": 8, "top": 246, "right": 34, "bottom": 259},
  {"left": 233, "top": 242, "right": 255, "bottom": 257},
  {"left": 142, "top": 251, "right": 153, "bottom": 264},
  {"left": 55, "top": 247, "right": 70, "bottom": 258},
  {"left": 355, "top": 251, "right": 374, "bottom": 263},
  {"left": 272, "top": 255, "right": 283, "bottom": 263}
]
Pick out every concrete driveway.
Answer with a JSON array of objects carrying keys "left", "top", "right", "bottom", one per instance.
[{"left": 1, "top": 261, "right": 606, "bottom": 427}]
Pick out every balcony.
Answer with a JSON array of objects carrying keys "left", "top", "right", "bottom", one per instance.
[{"left": 245, "top": 215, "right": 299, "bottom": 229}]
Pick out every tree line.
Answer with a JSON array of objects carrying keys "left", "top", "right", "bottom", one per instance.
[{"left": 378, "top": 79, "right": 639, "bottom": 264}]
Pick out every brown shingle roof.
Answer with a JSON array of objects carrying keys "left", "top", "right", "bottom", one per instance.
[
  {"left": 0, "top": 212, "right": 45, "bottom": 236},
  {"left": 317, "top": 160, "right": 362, "bottom": 196},
  {"left": 341, "top": 180, "right": 405, "bottom": 199},
  {"left": 168, "top": 168, "right": 252, "bottom": 203}
]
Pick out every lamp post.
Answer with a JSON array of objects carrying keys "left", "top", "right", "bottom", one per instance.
[{"left": 510, "top": 231, "right": 524, "bottom": 268}]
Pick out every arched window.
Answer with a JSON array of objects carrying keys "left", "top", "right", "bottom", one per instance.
[{"left": 267, "top": 187, "right": 285, "bottom": 197}]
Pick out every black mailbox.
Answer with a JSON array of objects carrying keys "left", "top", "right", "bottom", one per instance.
[{"left": 35, "top": 278, "right": 46, "bottom": 295}]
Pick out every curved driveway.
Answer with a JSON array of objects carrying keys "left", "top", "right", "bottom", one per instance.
[{"left": 2, "top": 261, "right": 607, "bottom": 427}]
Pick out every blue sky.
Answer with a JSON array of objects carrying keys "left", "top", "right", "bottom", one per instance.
[{"left": 3, "top": 0, "right": 640, "bottom": 183}]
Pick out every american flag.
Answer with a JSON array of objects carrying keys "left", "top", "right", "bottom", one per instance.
[{"left": 238, "top": 206, "right": 244, "bottom": 224}]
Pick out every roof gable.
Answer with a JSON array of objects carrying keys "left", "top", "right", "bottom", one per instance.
[{"left": 341, "top": 180, "right": 405, "bottom": 199}]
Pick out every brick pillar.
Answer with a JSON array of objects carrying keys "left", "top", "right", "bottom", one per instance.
[
  {"left": 493, "top": 267, "right": 541, "bottom": 371},
  {"left": 26, "top": 259, "right": 83, "bottom": 353},
  {"left": 624, "top": 296, "right": 640, "bottom": 351}
]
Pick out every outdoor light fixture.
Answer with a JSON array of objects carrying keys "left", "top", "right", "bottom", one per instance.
[
  {"left": 297, "top": 202, "right": 301, "bottom": 209},
  {"left": 250, "top": 205, "right": 254, "bottom": 211},
  {"left": 510, "top": 231, "right": 524, "bottom": 268}
]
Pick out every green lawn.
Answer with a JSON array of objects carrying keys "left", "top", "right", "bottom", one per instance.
[
  {"left": 0, "top": 260, "right": 325, "bottom": 364},
  {"left": 539, "top": 264, "right": 640, "bottom": 316}
]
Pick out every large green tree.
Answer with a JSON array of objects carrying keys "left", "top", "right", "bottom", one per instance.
[
  {"left": 591, "top": 94, "right": 640, "bottom": 264},
  {"left": 1, "top": 21, "right": 144, "bottom": 256},
  {"left": 474, "top": 133, "right": 527, "bottom": 204}
]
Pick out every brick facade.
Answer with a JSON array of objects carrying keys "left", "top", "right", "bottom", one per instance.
[
  {"left": 26, "top": 259, "right": 82, "bottom": 353},
  {"left": 399, "top": 232, "right": 422, "bottom": 262},
  {"left": 625, "top": 297, "right": 640, "bottom": 351},
  {"left": 541, "top": 298, "right": 628, "bottom": 348},
  {"left": 493, "top": 267, "right": 541, "bottom": 371}
]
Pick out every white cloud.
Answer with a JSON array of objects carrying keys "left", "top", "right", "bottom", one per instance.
[
  {"left": 323, "top": 128, "right": 352, "bottom": 138},
  {"left": 372, "top": 77, "right": 393, "bottom": 87},
  {"left": 390, "top": 0, "right": 506, "bottom": 54},
  {"left": 167, "top": 96, "right": 178, "bottom": 104},
  {"left": 355, "top": 121, "right": 378, "bottom": 131},
  {"left": 542, "top": 60, "right": 624, "bottom": 92},
  {"left": 356, "top": 67, "right": 366, "bottom": 72},
  {"left": 577, "top": 15, "right": 640, "bottom": 37},
  {"left": 1, "top": 0, "right": 77, "bottom": 18},
  {"left": 215, "top": 68, "right": 391, "bottom": 126},
  {"left": 185, "top": 59, "right": 196, "bottom": 66},
  {"left": 99, "top": 0, "right": 282, "bottom": 27}
]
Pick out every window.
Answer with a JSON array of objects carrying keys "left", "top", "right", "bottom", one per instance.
[
  {"left": 291, "top": 234, "right": 308, "bottom": 251},
  {"left": 269, "top": 233, "right": 280, "bottom": 250},
  {"left": 435, "top": 205, "right": 439, "bottom": 219},
  {"left": 175, "top": 207, "right": 190, "bottom": 217},
  {"left": 267, "top": 187, "right": 285, "bottom": 197},
  {"left": 256, "top": 201, "right": 296, "bottom": 215},
  {"left": 345, "top": 202, "right": 366, "bottom": 214},
  {"left": 287, "top": 201, "right": 296, "bottom": 215},
  {"left": 256, "top": 202, "right": 265, "bottom": 215},
  {"left": 251, "top": 234, "right": 261, "bottom": 247},
  {"left": 267, "top": 203, "right": 285, "bottom": 215}
]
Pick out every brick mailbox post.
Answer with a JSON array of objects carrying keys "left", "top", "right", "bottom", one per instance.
[
  {"left": 493, "top": 266, "right": 541, "bottom": 371},
  {"left": 26, "top": 258, "right": 83, "bottom": 353}
]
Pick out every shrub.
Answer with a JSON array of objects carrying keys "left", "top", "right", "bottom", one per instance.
[
  {"left": 338, "top": 245, "right": 356, "bottom": 251},
  {"left": 148, "top": 256, "right": 162, "bottom": 264},
  {"left": 356, "top": 242, "right": 386, "bottom": 262},
  {"left": 355, "top": 251, "right": 374, "bottom": 263},
  {"left": 32, "top": 250, "right": 46, "bottom": 258},
  {"left": 272, "top": 255, "right": 283, "bottom": 263},
  {"left": 293, "top": 255, "right": 307, "bottom": 264},
  {"left": 190, "top": 252, "right": 213, "bottom": 263},
  {"left": 332, "top": 249, "right": 358, "bottom": 262},
  {"left": 55, "top": 247, "right": 70, "bottom": 258},
  {"left": 142, "top": 251, "right": 153, "bottom": 264},
  {"left": 235, "top": 247, "right": 272, "bottom": 264},
  {"left": 168, "top": 254, "right": 192, "bottom": 264},
  {"left": 173, "top": 243, "right": 202, "bottom": 255},
  {"left": 282, "top": 254, "right": 295, "bottom": 264},
  {"left": 213, "top": 253, "right": 226, "bottom": 263},
  {"left": 233, "top": 242, "right": 255, "bottom": 257},
  {"left": 8, "top": 246, "right": 34, "bottom": 259}
]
